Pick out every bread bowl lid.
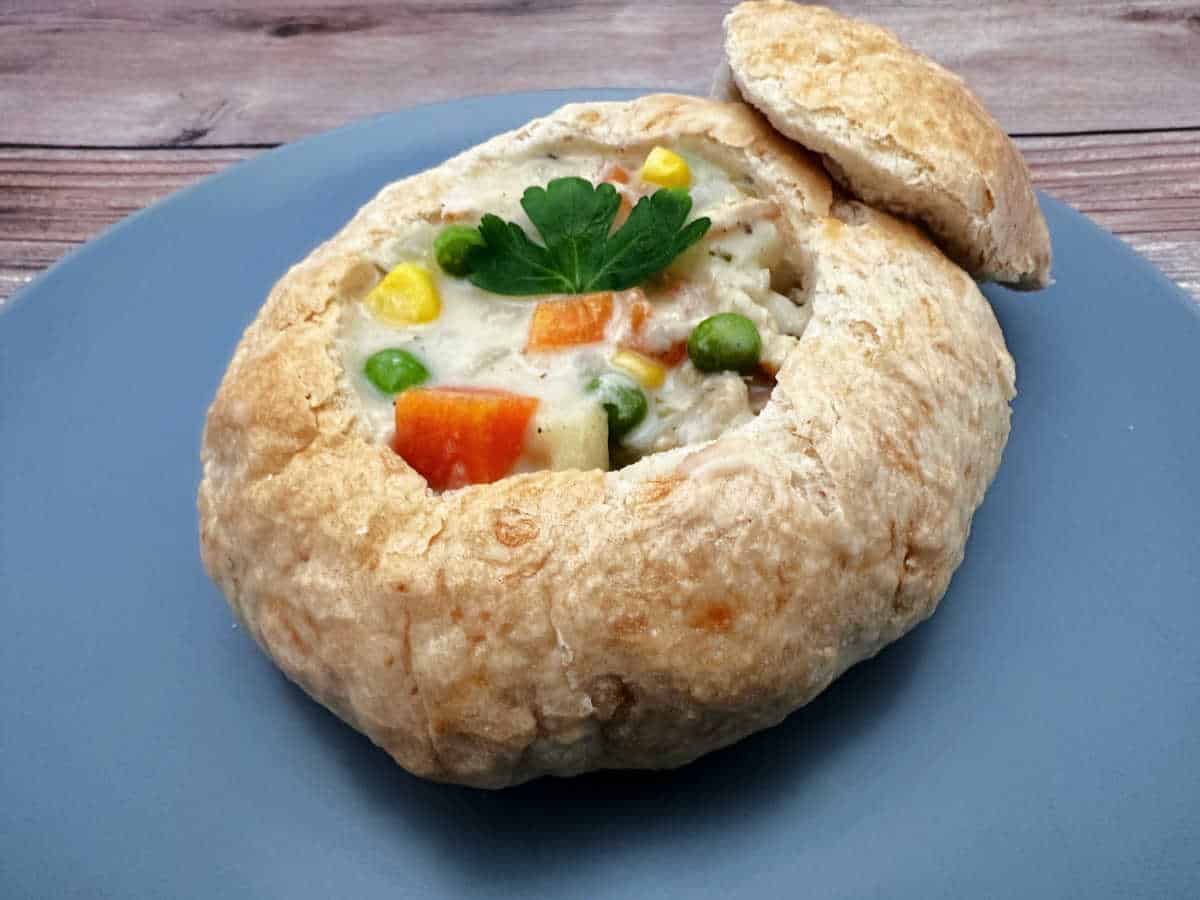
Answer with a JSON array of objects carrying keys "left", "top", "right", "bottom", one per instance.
[{"left": 717, "top": 0, "right": 1051, "bottom": 289}]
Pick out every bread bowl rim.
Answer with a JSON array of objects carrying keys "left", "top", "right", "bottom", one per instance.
[{"left": 197, "top": 93, "right": 1016, "bottom": 787}]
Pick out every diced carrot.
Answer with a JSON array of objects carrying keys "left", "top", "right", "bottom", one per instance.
[
  {"left": 525, "top": 293, "right": 614, "bottom": 352},
  {"left": 629, "top": 299, "right": 651, "bottom": 335},
  {"left": 642, "top": 340, "right": 689, "bottom": 367},
  {"left": 601, "top": 164, "right": 630, "bottom": 185},
  {"left": 392, "top": 387, "right": 538, "bottom": 490},
  {"left": 613, "top": 194, "right": 633, "bottom": 229},
  {"left": 621, "top": 299, "right": 688, "bottom": 366},
  {"left": 600, "top": 165, "right": 635, "bottom": 226}
]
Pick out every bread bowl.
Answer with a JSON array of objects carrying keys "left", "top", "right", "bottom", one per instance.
[{"left": 200, "top": 8, "right": 1041, "bottom": 788}]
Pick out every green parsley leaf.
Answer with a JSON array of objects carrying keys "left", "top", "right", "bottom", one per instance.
[{"left": 467, "top": 177, "right": 711, "bottom": 296}]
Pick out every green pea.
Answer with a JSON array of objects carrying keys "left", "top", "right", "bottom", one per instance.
[
  {"left": 687, "top": 312, "right": 762, "bottom": 374},
  {"left": 587, "top": 373, "right": 648, "bottom": 441},
  {"left": 363, "top": 348, "right": 429, "bottom": 395},
  {"left": 434, "top": 224, "right": 485, "bottom": 277}
]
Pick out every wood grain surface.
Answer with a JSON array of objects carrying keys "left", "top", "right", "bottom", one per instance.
[
  {"left": 1, "top": 0, "right": 1198, "bottom": 304},
  {"left": 3, "top": 1, "right": 1198, "bottom": 145}
]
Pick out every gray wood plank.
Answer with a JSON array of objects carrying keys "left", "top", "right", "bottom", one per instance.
[
  {"left": 2, "top": 133, "right": 1196, "bottom": 306},
  {"left": 0, "top": 148, "right": 256, "bottom": 304},
  {"left": 1, "top": 1, "right": 1197, "bottom": 148},
  {"left": 1124, "top": 233, "right": 1200, "bottom": 299},
  {"left": 1019, "top": 129, "right": 1200, "bottom": 298}
]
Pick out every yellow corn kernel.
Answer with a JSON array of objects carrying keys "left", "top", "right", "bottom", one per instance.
[
  {"left": 640, "top": 146, "right": 691, "bottom": 189},
  {"left": 365, "top": 262, "right": 441, "bottom": 326},
  {"left": 610, "top": 349, "right": 667, "bottom": 389}
]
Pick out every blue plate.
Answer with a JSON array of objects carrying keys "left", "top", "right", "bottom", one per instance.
[{"left": 2, "top": 90, "right": 1198, "bottom": 899}]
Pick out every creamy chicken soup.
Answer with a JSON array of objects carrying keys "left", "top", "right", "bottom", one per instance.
[{"left": 337, "top": 146, "right": 809, "bottom": 489}]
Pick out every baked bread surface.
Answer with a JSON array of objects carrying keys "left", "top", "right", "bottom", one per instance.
[
  {"left": 720, "top": 0, "right": 1052, "bottom": 288},
  {"left": 199, "top": 95, "right": 1015, "bottom": 787}
]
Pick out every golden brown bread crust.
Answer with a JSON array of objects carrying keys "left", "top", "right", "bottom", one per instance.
[
  {"left": 720, "top": 0, "right": 1052, "bottom": 289},
  {"left": 198, "top": 95, "right": 1015, "bottom": 787}
]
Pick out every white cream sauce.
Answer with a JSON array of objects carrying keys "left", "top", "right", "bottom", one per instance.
[{"left": 337, "top": 146, "right": 809, "bottom": 477}]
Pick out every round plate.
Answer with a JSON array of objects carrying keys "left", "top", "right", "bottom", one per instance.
[{"left": 2, "top": 91, "right": 1198, "bottom": 898}]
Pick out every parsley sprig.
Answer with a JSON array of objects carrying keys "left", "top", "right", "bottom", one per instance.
[{"left": 466, "top": 177, "right": 711, "bottom": 296}]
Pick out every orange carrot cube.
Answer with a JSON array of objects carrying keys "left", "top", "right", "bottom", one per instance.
[
  {"left": 525, "top": 293, "right": 614, "bottom": 352},
  {"left": 392, "top": 387, "right": 538, "bottom": 490}
]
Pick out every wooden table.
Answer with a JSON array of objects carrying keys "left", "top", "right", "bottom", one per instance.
[{"left": 2, "top": 1, "right": 1197, "bottom": 305}]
